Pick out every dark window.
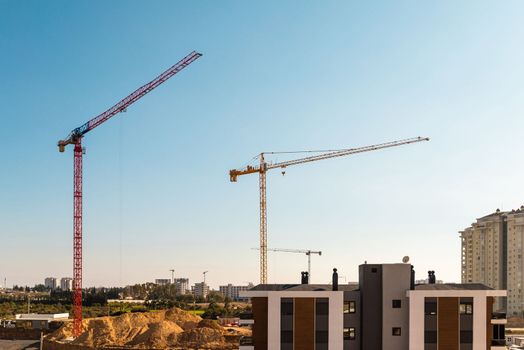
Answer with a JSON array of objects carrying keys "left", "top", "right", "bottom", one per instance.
[
  {"left": 316, "top": 330, "right": 328, "bottom": 344},
  {"left": 343, "top": 327, "right": 356, "bottom": 340},
  {"left": 392, "top": 327, "right": 401, "bottom": 336},
  {"left": 493, "top": 324, "right": 505, "bottom": 340},
  {"left": 460, "top": 330, "right": 473, "bottom": 343},
  {"left": 344, "top": 300, "right": 356, "bottom": 313},
  {"left": 371, "top": 267, "right": 378, "bottom": 273},
  {"left": 425, "top": 301, "right": 437, "bottom": 315},
  {"left": 424, "top": 330, "right": 437, "bottom": 343},
  {"left": 281, "top": 330, "right": 293, "bottom": 343},
  {"left": 392, "top": 299, "right": 401, "bottom": 308},
  {"left": 281, "top": 298, "right": 294, "bottom": 316},
  {"left": 459, "top": 303, "right": 473, "bottom": 315},
  {"left": 316, "top": 298, "right": 329, "bottom": 316}
]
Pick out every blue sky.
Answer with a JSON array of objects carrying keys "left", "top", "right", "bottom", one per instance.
[{"left": 1, "top": 1, "right": 523, "bottom": 288}]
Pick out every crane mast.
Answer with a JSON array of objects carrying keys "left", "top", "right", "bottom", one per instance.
[
  {"left": 231, "top": 136, "right": 429, "bottom": 284},
  {"left": 58, "top": 51, "right": 202, "bottom": 337}
]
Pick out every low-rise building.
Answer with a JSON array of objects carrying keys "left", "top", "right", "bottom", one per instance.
[
  {"left": 240, "top": 263, "right": 507, "bottom": 350},
  {"left": 219, "top": 283, "right": 254, "bottom": 301},
  {"left": 15, "top": 313, "right": 69, "bottom": 330},
  {"left": 155, "top": 279, "right": 171, "bottom": 286}
]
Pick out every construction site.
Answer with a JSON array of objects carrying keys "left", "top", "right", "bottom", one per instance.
[
  {"left": 35, "top": 47, "right": 429, "bottom": 350},
  {"left": 3, "top": 2, "right": 520, "bottom": 350}
]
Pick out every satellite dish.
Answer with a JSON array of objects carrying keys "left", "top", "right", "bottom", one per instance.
[{"left": 402, "top": 256, "right": 410, "bottom": 263}]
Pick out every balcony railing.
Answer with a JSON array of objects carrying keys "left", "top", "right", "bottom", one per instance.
[
  {"left": 491, "top": 339, "right": 506, "bottom": 346},
  {"left": 491, "top": 312, "right": 506, "bottom": 319}
]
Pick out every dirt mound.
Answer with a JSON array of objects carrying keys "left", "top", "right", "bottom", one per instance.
[
  {"left": 178, "top": 327, "right": 225, "bottom": 348},
  {"left": 47, "top": 307, "right": 243, "bottom": 349},
  {"left": 197, "top": 319, "right": 223, "bottom": 330}
]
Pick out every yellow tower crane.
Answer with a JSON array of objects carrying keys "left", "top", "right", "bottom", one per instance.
[{"left": 230, "top": 136, "right": 429, "bottom": 284}]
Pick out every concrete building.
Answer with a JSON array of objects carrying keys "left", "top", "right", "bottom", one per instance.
[
  {"left": 60, "top": 277, "right": 73, "bottom": 291},
  {"left": 44, "top": 277, "right": 57, "bottom": 290},
  {"left": 240, "top": 264, "right": 506, "bottom": 350},
  {"left": 154, "top": 279, "right": 171, "bottom": 286},
  {"left": 192, "top": 282, "right": 209, "bottom": 299},
  {"left": 174, "top": 278, "right": 190, "bottom": 295},
  {"left": 506, "top": 208, "right": 524, "bottom": 316},
  {"left": 460, "top": 206, "right": 524, "bottom": 315},
  {"left": 219, "top": 283, "right": 254, "bottom": 301}
]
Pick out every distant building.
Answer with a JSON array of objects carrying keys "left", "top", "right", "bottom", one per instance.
[
  {"left": 44, "top": 277, "right": 57, "bottom": 290},
  {"left": 155, "top": 279, "right": 171, "bottom": 286},
  {"left": 192, "top": 282, "right": 209, "bottom": 299},
  {"left": 174, "top": 278, "right": 190, "bottom": 295},
  {"left": 240, "top": 264, "right": 507, "bottom": 350},
  {"left": 219, "top": 283, "right": 254, "bottom": 301},
  {"left": 60, "top": 277, "right": 73, "bottom": 291},
  {"left": 460, "top": 206, "right": 524, "bottom": 314}
]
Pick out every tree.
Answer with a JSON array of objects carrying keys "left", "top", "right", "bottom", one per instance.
[{"left": 207, "top": 291, "right": 224, "bottom": 303}]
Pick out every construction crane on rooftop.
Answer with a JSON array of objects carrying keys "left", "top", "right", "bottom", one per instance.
[
  {"left": 230, "top": 136, "right": 429, "bottom": 284},
  {"left": 252, "top": 247, "right": 321, "bottom": 282},
  {"left": 58, "top": 51, "right": 202, "bottom": 337}
]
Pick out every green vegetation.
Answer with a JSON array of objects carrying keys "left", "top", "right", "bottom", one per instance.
[{"left": 0, "top": 283, "right": 250, "bottom": 320}]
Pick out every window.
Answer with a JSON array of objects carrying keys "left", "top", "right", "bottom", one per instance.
[
  {"left": 425, "top": 301, "right": 437, "bottom": 315},
  {"left": 344, "top": 300, "right": 356, "bottom": 313},
  {"left": 424, "top": 330, "right": 437, "bottom": 343},
  {"left": 316, "top": 298, "right": 329, "bottom": 316},
  {"left": 281, "top": 330, "right": 293, "bottom": 344},
  {"left": 459, "top": 303, "right": 473, "bottom": 315},
  {"left": 392, "top": 299, "right": 401, "bottom": 308},
  {"left": 392, "top": 327, "right": 401, "bottom": 336},
  {"left": 460, "top": 330, "right": 472, "bottom": 343},
  {"left": 344, "top": 327, "right": 356, "bottom": 340},
  {"left": 281, "top": 298, "right": 294, "bottom": 316},
  {"left": 316, "top": 330, "right": 328, "bottom": 344},
  {"left": 371, "top": 268, "right": 378, "bottom": 273}
]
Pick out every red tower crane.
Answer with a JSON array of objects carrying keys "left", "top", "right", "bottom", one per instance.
[
  {"left": 58, "top": 51, "right": 202, "bottom": 337},
  {"left": 230, "top": 136, "right": 429, "bottom": 284}
]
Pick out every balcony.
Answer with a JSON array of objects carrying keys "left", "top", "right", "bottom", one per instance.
[{"left": 491, "top": 312, "right": 507, "bottom": 324}]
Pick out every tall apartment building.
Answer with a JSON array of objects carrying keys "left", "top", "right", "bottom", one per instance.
[
  {"left": 192, "top": 282, "right": 209, "bottom": 299},
  {"left": 60, "top": 277, "right": 73, "bottom": 291},
  {"left": 174, "top": 278, "right": 190, "bottom": 295},
  {"left": 460, "top": 206, "right": 524, "bottom": 315},
  {"left": 44, "top": 277, "right": 57, "bottom": 290}
]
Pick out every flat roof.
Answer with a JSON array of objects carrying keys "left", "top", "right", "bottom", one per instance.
[
  {"left": 248, "top": 283, "right": 359, "bottom": 292},
  {"left": 415, "top": 283, "right": 493, "bottom": 291}
]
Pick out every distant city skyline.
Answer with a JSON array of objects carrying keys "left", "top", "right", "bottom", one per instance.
[{"left": 1, "top": 1, "right": 523, "bottom": 288}]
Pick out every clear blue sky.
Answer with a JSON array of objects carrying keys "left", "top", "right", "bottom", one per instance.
[{"left": 1, "top": 1, "right": 523, "bottom": 288}]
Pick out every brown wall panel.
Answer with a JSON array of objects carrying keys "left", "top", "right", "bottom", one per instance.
[
  {"left": 438, "top": 297, "right": 459, "bottom": 350},
  {"left": 486, "top": 297, "right": 493, "bottom": 349},
  {"left": 252, "top": 297, "right": 268, "bottom": 350},
  {"left": 294, "top": 298, "right": 315, "bottom": 350}
]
